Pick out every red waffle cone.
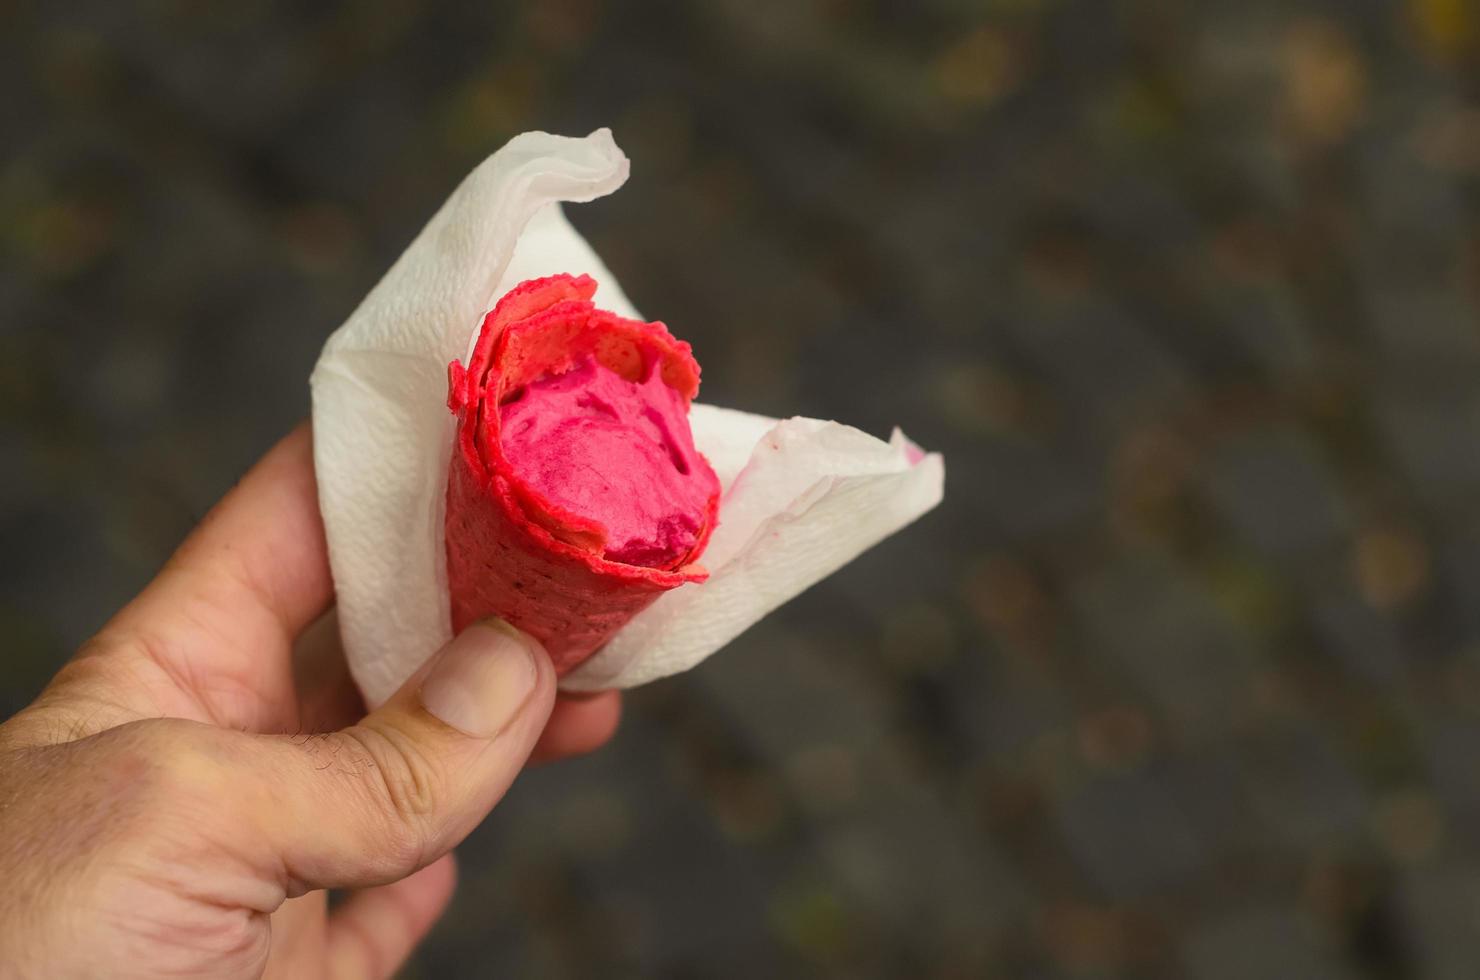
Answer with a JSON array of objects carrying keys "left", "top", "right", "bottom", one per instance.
[{"left": 445, "top": 275, "right": 719, "bottom": 674}]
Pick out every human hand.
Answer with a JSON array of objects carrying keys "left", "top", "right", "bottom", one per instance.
[{"left": 0, "top": 426, "right": 620, "bottom": 979}]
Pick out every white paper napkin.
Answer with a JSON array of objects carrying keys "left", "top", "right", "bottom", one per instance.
[{"left": 311, "top": 129, "right": 944, "bottom": 705}]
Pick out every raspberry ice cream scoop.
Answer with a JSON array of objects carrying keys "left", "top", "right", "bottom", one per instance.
[{"left": 500, "top": 353, "right": 716, "bottom": 568}]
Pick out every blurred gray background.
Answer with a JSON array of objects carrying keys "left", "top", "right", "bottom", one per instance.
[{"left": 6, "top": 0, "right": 1480, "bottom": 977}]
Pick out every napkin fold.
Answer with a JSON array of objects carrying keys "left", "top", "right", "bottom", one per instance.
[{"left": 311, "top": 129, "right": 943, "bottom": 706}]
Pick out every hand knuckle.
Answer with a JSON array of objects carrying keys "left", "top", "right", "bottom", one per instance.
[
  {"left": 334, "top": 723, "right": 443, "bottom": 862},
  {"left": 116, "top": 720, "right": 226, "bottom": 802}
]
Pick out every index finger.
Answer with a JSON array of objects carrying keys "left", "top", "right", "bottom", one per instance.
[{"left": 73, "top": 424, "right": 333, "bottom": 732}]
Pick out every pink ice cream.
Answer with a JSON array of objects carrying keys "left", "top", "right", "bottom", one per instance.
[{"left": 499, "top": 353, "right": 720, "bottom": 569}]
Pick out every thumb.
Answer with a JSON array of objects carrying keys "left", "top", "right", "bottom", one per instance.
[{"left": 248, "top": 620, "right": 555, "bottom": 893}]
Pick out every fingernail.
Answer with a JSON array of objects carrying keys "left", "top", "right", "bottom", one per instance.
[{"left": 421, "top": 620, "right": 541, "bottom": 737}]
